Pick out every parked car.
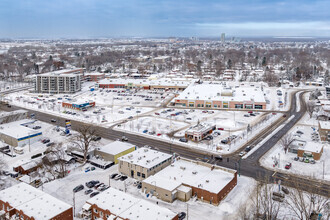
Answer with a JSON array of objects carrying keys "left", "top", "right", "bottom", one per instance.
[
  {"left": 281, "top": 187, "right": 289, "bottom": 194},
  {"left": 239, "top": 151, "right": 246, "bottom": 157},
  {"left": 310, "top": 159, "right": 316, "bottom": 164},
  {"left": 110, "top": 173, "right": 118, "bottom": 179},
  {"left": 85, "top": 189, "right": 93, "bottom": 195},
  {"left": 46, "top": 142, "right": 55, "bottom": 147},
  {"left": 245, "top": 146, "right": 252, "bottom": 152},
  {"left": 90, "top": 192, "right": 100, "bottom": 198},
  {"left": 296, "top": 130, "right": 304, "bottom": 135},
  {"left": 86, "top": 180, "right": 100, "bottom": 188},
  {"left": 148, "top": 131, "right": 156, "bottom": 135},
  {"left": 221, "top": 139, "right": 228, "bottom": 144},
  {"left": 92, "top": 136, "right": 101, "bottom": 141},
  {"left": 304, "top": 158, "right": 310, "bottom": 163},
  {"left": 51, "top": 119, "right": 56, "bottom": 123},
  {"left": 121, "top": 136, "right": 128, "bottom": 141},
  {"left": 43, "top": 139, "right": 50, "bottom": 144},
  {"left": 73, "top": 184, "right": 84, "bottom": 193},
  {"left": 250, "top": 113, "right": 256, "bottom": 116},
  {"left": 114, "top": 174, "right": 122, "bottom": 180},
  {"left": 179, "top": 138, "right": 188, "bottom": 143},
  {"left": 128, "top": 116, "right": 133, "bottom": 119},
  {"left": 244, "top": 114, "right": 250, "bottom": 117},
  {"left": 133, "top": 181, "right": 141, "bottom": 187},
  {"left": 143, "top": 130, "right": 148, "bottom": 133},
  {"left": 120, "top": 175, "right": 128, "bottom": 181},
  {"left": 178, "top": 212, "right": 186, "bottom": 220},
  {"left": 285, "top": 162, "right": 292, "bottom": 169},
  {"left": 294, "top": 156, "right": 299, "bottom": 161},
  {"left": 157, "top": 133, "right": 162, "bottom": 136}
]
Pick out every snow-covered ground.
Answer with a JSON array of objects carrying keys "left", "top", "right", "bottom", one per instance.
[
  {"left": 260, "top": 111, "right": 330, "bottom": 181},
  {"left": 116, "top": 108, "right": 283, "bottom": 154},
  {"left": 4, "top": 88, "right": 158, "bottom": 127},
  {"left": 0, "top": 119, "right": 112, "bottom": 173},
  {"left": 42, "top": 162, "right": 256, "bottom": 220}
]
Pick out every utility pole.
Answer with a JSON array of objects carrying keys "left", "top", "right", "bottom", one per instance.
[{"left": 73, "top": 192, "right": 75, "bottom": 217}]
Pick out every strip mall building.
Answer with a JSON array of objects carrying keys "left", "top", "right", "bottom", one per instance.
[
  {"left": 98, "top": 78, "right": 192, "bottom": 90},
  {"left": 173, "top": 82, "right": 267, "bottom": 110}
]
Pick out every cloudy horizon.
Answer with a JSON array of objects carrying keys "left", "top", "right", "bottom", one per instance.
[{"left": 1, "top": 0, "right": 330, "bottom": 38}]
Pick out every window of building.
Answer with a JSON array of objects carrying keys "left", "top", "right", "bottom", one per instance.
[
  {"left": 94, "top": 208, "right": 98, "bottom": 213},
  {"left": 235, "top": 104, "right": 243, "bottom": 109},
  {"left": 255, "top": 105, "right": 263, "bottom": 109},
  {"left": 245, "top": 104, "right": 253, "bottom": 109},
  {"left": 142, "top": 173, "right": 146, "bottom": 178},
  {"left": 100, "top": 211, "right": 103, "bottom": 217},
  {"left": 137, "top": 172, "right": 141, "bottom": 176},
  {"left": 223, "top": 102, "right": 229, "bottom": 108},
  {"left": 165, "top": 194, "right": 168, "bottom": 197},
  {"left": 214, "top": 104, "right": 217, "bottom": 108}
]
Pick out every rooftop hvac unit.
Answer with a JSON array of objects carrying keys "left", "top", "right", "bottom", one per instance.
[
  {"left": 180, "top": 166, "right": 186, "bottom": 170},
  {"left": 206, "top": 180, "right": 209, "bottom": 183},
  {"left": 144, "top": 149, "right": 148, "bottom": 152},
  {"left": 192, "top": 171, "right": 197, "bottom": 174}
]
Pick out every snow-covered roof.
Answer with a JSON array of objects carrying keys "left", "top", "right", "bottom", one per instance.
[
  {"left": 118, "top": 147, "right": 172, "bottom": 169},
  {"left": 37, "top": 68, "right": 83, "bottom": 77},
  {"left": 97, "top": 141, "right": 135, "bottom": 156},
  {"left": 174, "top": 82, "right": 266, "bottom": 103},
  {"left": 98, "top": 78, "right": 193, "bottom": 88},
  {"left": 85, "top": 188, "right": 176, "bottom": 220},
  {"left": 0, "top": 183, "right": 72, "bottom": 219},
  {"left": 85, "top": 72, "right": 105, "bottom": 76},
  {"left": 0, "top": 119, "right": 42, "bottom": 138},
  {"left": 319, "top": 121, "right": 330, "bottom": 130},
  {"left": 144, "top": 159, "right": 235, "bottom": 194},
  {"left": 120, "top": 199, "right": 177, "bottom": 220},
  {"left": 143, "top": 175, "right": 182, "bottom": 191},
  {"left": 186, "top": 123, "right": 215, "bottom": 134}
]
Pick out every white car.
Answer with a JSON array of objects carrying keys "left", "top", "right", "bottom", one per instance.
[
  {"left": 239, "top": 151, "right": 246, "bottom": 157},
  {"left": 114, "top": 174, "right": 122, "bottom": 180}
]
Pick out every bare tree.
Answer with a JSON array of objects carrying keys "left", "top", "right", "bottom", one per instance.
[
  {"left": 285, "top": 180, "right": 330, "bottom": 220},
  {"left": 280, "top": 134, "right": 294, "bottom": 154},
  {"left": 306, "top": 101, "right": 316, "bottom": 118},
  {"left": 38, "top": 143, "right": 69, "bottom": 181},
  {"left": 251, "top": 176, "right": 283, "bottom": 220},
  {"left": 70, "top": 124, "right": 99, "bottom": 163}
]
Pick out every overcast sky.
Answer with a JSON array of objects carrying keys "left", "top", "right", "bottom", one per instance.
[{"left": 1, "top": 0, "right": 329, "bottom": 38}]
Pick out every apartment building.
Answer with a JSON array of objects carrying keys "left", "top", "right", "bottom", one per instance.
[
  {"left": 0, "top": 183, "right": 73, "bottom": 220},
  {"left": 34, "top": 69, "right": 82, "bottom": 94},
  {"left": 118, "top": 147, "right": 172, "bottom": 180}
]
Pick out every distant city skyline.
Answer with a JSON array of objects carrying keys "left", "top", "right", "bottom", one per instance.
[{"left": 1, "top": 0, "right": 330, "bottom": 38}]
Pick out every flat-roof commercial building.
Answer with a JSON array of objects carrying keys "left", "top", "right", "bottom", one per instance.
[
  {"left": 0, "top": 183, "right": 73, "bottom": 220},
  {"left": 81, "top": 187, "right": 178, "bottom": 220},
  {"left": 62, "top": 101, "right": 95, "bottom": 110},
  {"left": 185, "top": 123, "right": 216, "bottom": 141},
  {"left": 0, "top": 119, "right": 42, "bottom": 147},
  {"left": 98, "top": 78, "right": 192, "bottom": 90},
  {"left": 118, "top": 147, "right": 172, "bottom": 180},
  {"left": 34, "top": 69, "right": 82, "bottom": 94},
  {"left": 173, "top": 82, "right": 266, "bottom": 110},
  {"left": 94, "top": 141, "right": 136, "bottom": 164},
  {"left": 142, "top": 158, "right": 237, "bottom": 205}
]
